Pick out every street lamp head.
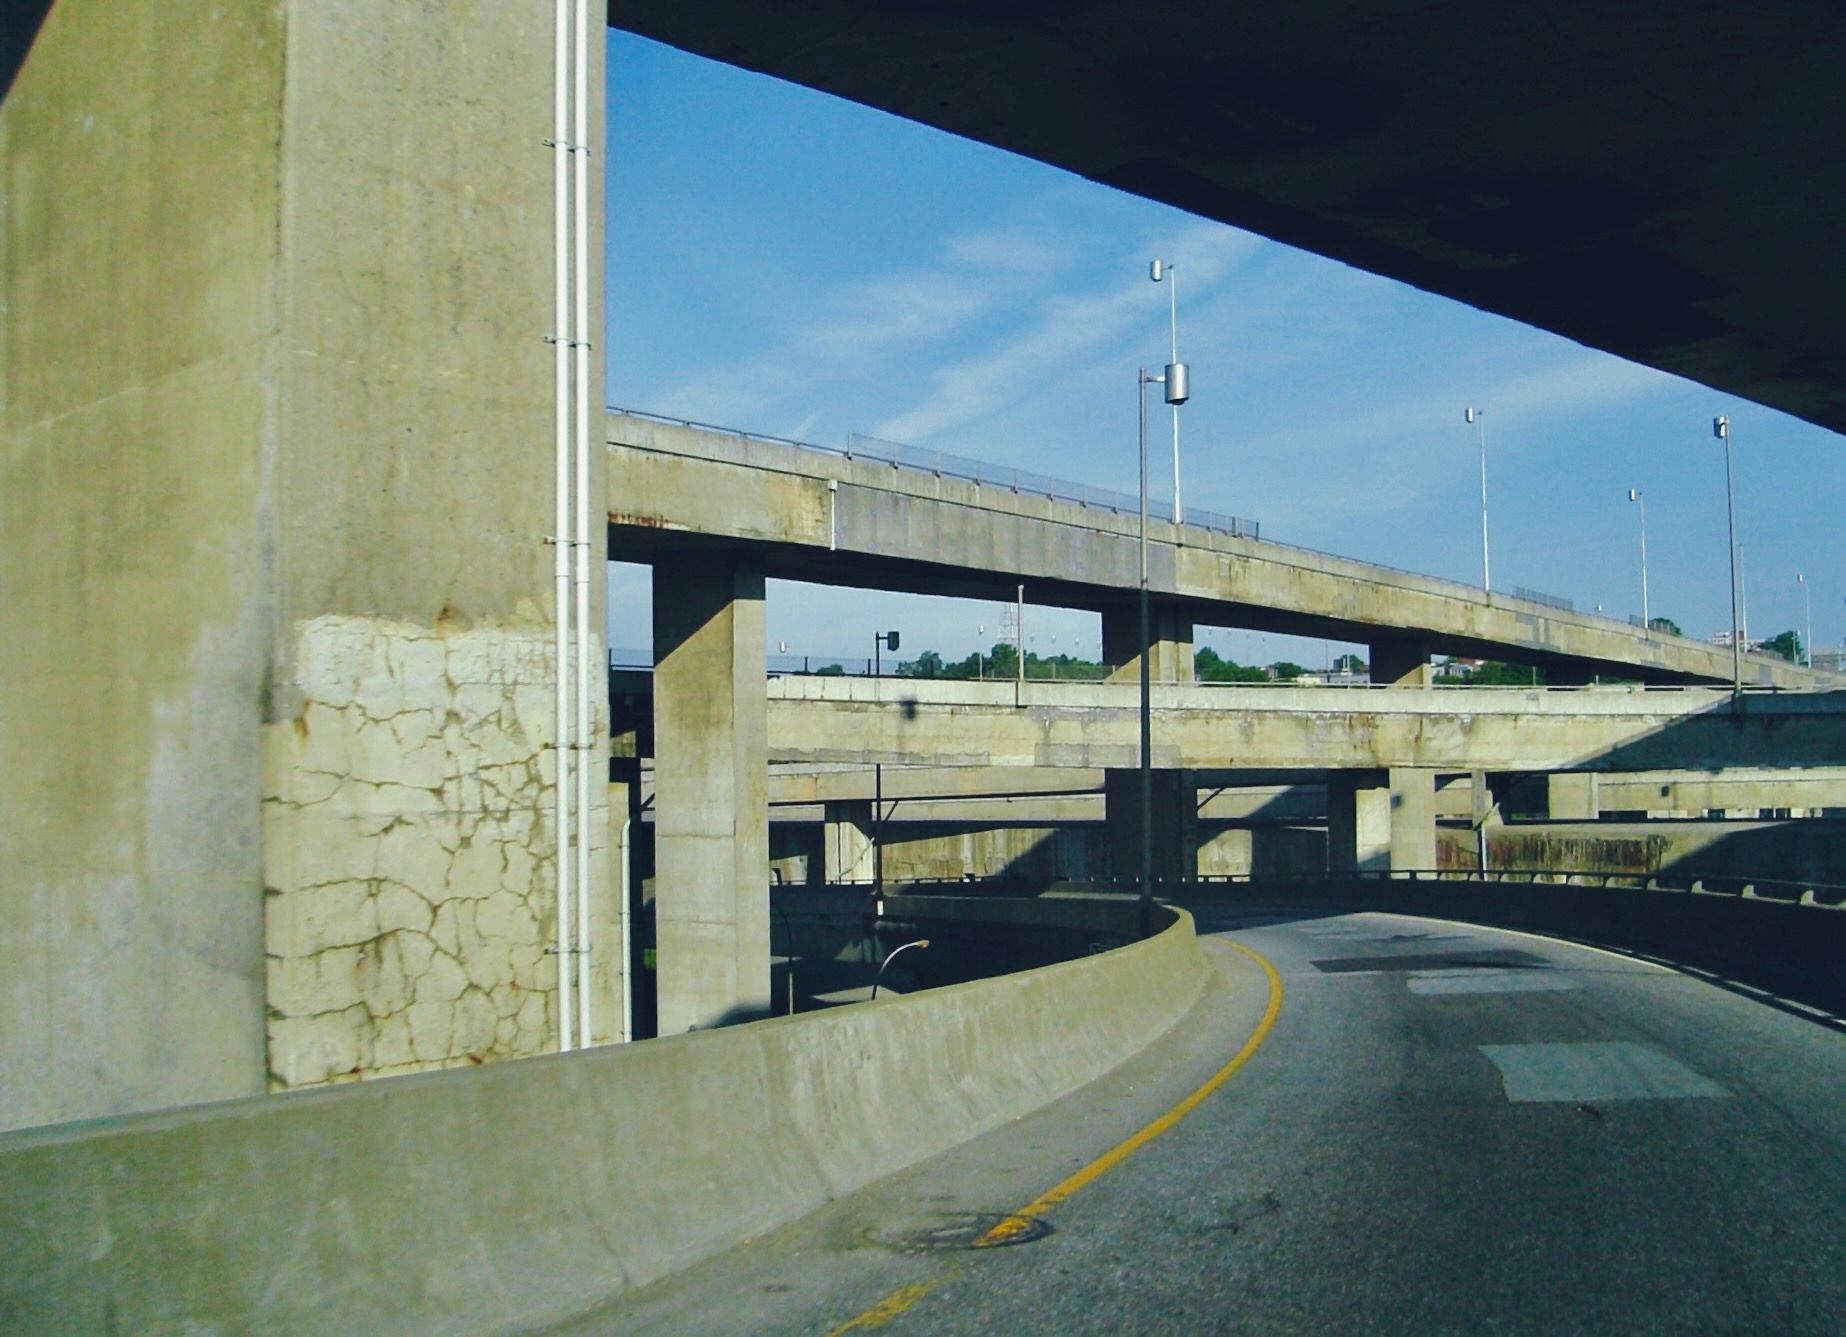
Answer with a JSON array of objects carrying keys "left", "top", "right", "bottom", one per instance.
[
  {"left": 1713, "top": 414, "right": 1729, "bottom": 439},
  {"left": 1150, "top": 259, "right": 1165, "bottom": 281},
  {"left": 1164, "top": 361, "right": 1190, "bottom": 405},
  {"left": 1465, "top": 407, "right": 1480, "bottom": 424},
  {"left": 1628, "top": 488, "right": 1641, "bottom": 503}
]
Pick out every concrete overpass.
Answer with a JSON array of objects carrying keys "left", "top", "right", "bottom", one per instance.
[
  {"left": 609, "top": 2, "right": 1846, "bottom": 435},
  {"left": 6, "top": 0, "right": 1841, "bottom": 1143},
  {"left": 609, "top": 412, "right": 1831, "bottom": 688},
  {"left": 763, "top": 679, "right": 1846, "bottom": 775}
]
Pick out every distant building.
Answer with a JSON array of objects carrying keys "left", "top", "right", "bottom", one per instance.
[{"left": 1813, "top": 649, "right": 1845, "bottom": 674}]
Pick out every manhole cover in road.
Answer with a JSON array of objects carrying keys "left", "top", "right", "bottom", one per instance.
[{"left": 876, "top": 1213, "right": 1053, "bottom": 1251}]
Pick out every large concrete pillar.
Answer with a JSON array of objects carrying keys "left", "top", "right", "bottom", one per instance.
[
  {"left": 1329, "top": 768, "right": 1435, "bottom": 871},
  {"left": 1547, "top": 773, "right": 1601, "bottom": 820},
  {"left": 1329, "top": 770, "right": 1391, "bottom": 872},
  {"left": 1388, "top": 767, "right": 1439, "bottom": 871},
  {"left": 823, "top": 800, "right": 877, "bottom": 884},
  {"left": 1103, "top": 770, "right": 1200, "bottom": 884},
  {"left": 653, "top": 557, "right": 771, "bottom": 1033},
  {"left": 1103, "top": 603, "right": 1194, "bottom": 683},
  {"left": 1370, "top": 636, "right": 1433, "bottom": 686},
  {"left": 1102, "top": 602, "right": 1195, "bottom": 883},
  {"left": 3, "top": 0, "right": 605, "bottom": 1130}
]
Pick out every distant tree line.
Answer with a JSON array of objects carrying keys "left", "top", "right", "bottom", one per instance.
[{"left": 892, "top": 642, "right": 1333, "bottom": 682}]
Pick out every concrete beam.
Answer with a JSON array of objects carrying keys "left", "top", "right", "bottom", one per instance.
[{"left": 762, "top": 678, "right": 1846, "bottom": 774}]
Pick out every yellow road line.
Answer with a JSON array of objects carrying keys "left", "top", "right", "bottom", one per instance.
[
  {"left": 824, "top": 1280, "right": 945, "bottom": 1334},
  {"left": 973, "top": 937, "right": 1283, "bottom": 1242},
  {"left": 824, "top": 935, "right": 1284, "bottom": 1331}
]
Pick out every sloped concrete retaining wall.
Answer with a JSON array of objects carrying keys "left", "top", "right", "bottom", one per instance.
[{"left": 0, "top": 904, "right": 1207, "bottom": 1334}]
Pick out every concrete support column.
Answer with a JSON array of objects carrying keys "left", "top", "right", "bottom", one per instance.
[
  {"left": 1329, "top": 767, "right": 1435, "bottom": 871},
  {"left": 823, "top": 800, "right": 877, "bottom": 884},
  {"left": 1328, "top": 770, "right": 1391, "bottom": 872},
  {"left": 1102, "top": 601, "right": 1194, "bottom": 884},
  {"left": 1389, "top": 767, "right": 1439, "bottom": 871},
  {"left": 1369, "top": 637, "right": 1433, "bottom": 686},
  {"left": 4, "top": 0, "right": 609, "bottom": 1127},
  {"left": 653, "top": 556, "right": 771, "bottom": 1033},
  {"left": 1103, "top": 603, "right": 1194, "bottom": 683},
  {"left": 1103, "top": 770, "right": 1199, "bottom": 884},
  {"left": 1547, "top": 772, "right": 1601, "bottom": 820}
]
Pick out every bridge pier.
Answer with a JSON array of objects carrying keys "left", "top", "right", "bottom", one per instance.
[
  {"left": 1103, "top": 603, "right": 1194, "bottom": 684},
  {"left": 1329, "top": 767, "right": 1437, "bottom": 871},
  {"left": 823, "top": 800, "right": 877, "bottom": 884},
  {"left": 1547, "top": 772, "right": 1601, "bottom": 820},
  {"left": 1103, "top": 770, "right": 1201, "bottom": 884},
  {"left": 3, "top": 0, "right": 608, "bottom": 1128},
  {"left": 653, "top": 556, "right": 772, "bottom": 1032},
  {"left": 1370, "top": 636, "right": 1434, "bottom": 686},
  {"left": 1102, "top": 602, "right": 1197, "bottom": 882}
]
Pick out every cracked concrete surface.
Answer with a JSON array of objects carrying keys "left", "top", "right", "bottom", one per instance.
[{"left": 262, "top": 615, "right": 606, "bottom": 1089}]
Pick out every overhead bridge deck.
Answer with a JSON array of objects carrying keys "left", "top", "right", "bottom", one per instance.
[
  {"left": 608, "top": 413, "right": 1829, "bottom": 689},
  {"left": 761, "top": 677, "right": 1846, "bottom": 775}
]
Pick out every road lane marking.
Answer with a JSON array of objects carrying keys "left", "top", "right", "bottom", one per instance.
[
  {"left": 823, "top": 935, "right": 1284, "bottom": 1332},
  {"left": 1479, "top": 1041, "right": 1729, "bottom": 1102},
  {"left": 825, "top": 1281, "right": 942, "bottom": 1334}
]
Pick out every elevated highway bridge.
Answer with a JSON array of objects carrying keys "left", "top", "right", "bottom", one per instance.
[{"left": 609, "top": 412, "right": 1833, "bottom": 689}]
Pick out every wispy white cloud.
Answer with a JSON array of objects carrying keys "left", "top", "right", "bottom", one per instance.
[
  {"left": 872, "top": 221, "right": 1263, "bottom": 444},
  {"left": 643, "top": 216, "right": 1086, "bottom": 432}
]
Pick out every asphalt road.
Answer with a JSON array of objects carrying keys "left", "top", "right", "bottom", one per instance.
[{"left": 555, "top": 909, "right": 1846, "bottom": 1335}]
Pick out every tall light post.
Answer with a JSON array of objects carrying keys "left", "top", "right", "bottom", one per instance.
[
  {"left": 1151, "top": 260, "right": 1183, "bottom": 525},
  {"left": 1139, "top": 356, "right": 1187, "bottom": 935},
  {"left": 1714, "top": 415, "right": 1741, "bottom": 695},
  {"left": 1798, "top": 573, "right": 1812, "bottom": 667},
  {"left": 1628, "top": 488, "right": 1649, "bottom": 630},
  {"left": 1466, "top": 407, "right": 1490, "bottom": 592}
]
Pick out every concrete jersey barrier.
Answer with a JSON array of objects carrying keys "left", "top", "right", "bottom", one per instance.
[{"left": 0, "top": 903, "right": 1208, "bottom": 1334}]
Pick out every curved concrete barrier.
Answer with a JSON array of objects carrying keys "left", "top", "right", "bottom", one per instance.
[{"left": 0, "top": 903, "right": 1208, "bottom": 1334}]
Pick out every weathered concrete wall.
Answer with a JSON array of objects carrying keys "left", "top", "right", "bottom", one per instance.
[
  {"left": 1, "top": 0, "right": 282, "bottom": 1132},
  {"left": 1440, "top": 818, "right": 1846, "bottom": 887},
  {"left": 0, "top": 904, "right": 1212, "bottom": 1333},
  {"left": 3, "top": 0, "right": 605, "bottom": 1130}
]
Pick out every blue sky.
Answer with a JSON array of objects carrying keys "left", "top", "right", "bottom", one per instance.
[{"left": 604, "top": 31, "right": 1843, "bottom": 670}]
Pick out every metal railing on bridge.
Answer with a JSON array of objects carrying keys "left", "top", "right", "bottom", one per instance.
[{"left": 842, "top": 432, "right": 1261, "bottom": 539}]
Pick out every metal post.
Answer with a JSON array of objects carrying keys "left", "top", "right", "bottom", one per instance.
[
  {"left": 1468, "top": 408, "right": 1491, "bottom": 593},
  {"left": 1138, "top": 367, "right": 1154, "bottom": 937},
  {"left": 1168, "top": 266, "right": 1181, "bottom": 526},
  {"left": 1716, "top": 416, "right": 1741, "bottom": 695},
  {"left": 1016, "top": 584, "right": 1025, "bottom": 687},
  {"left": 1800, "top": 573, "right": 1812, "bottom": 667},
  {"left": 1630, "top": 488, "right": 1649, "bottom": 630}
]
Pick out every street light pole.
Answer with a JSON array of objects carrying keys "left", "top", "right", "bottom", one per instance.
[
  {"left": 1151, "top": 260, "right": 1182, "bottom": 524},
  {"left": 1714, "top": 415, "right": 1741, "bottom": 695},
  {"left": 1138, "top": 357, "right": 1188, "bottom": 937},
  {"left": 1799, "top": 572, "right": 1812, "bottom": 667},
  {"left": 1466, "top": 408, "right": 1490, "bottom": 592},
  {"left": 1629, "top": 488, "right": 1649, "bottom": 630}
]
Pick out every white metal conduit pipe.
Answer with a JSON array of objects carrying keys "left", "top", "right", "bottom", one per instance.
[
  {"left": 551, "top": 0, "right": 604, "bottom": 1051},
  {"left": 571, "top": 0, "right": 595, "bottom": 1053},
  {"left": 552, "top": 0, "right": 577, "bottom": 1052}
]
